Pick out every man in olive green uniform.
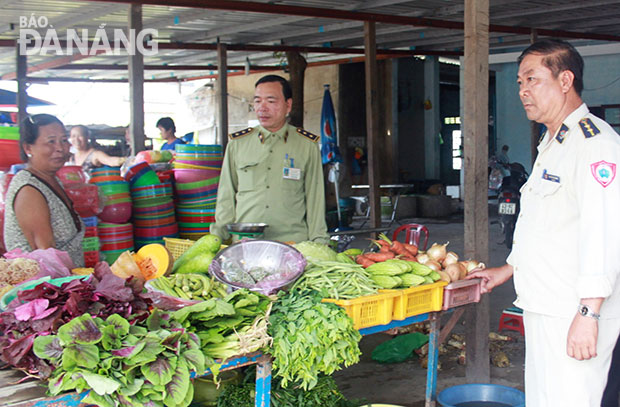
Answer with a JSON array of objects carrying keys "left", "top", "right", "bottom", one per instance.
[{"left": 211, "top": 75, "right": 329, "bottom": 244}]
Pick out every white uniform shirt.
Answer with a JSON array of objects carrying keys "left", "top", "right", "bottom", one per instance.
[{"left": 508, "top": 103, "right": 620, "bottom": 318}]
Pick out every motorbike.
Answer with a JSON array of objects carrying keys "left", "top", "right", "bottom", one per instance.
[{"left": 497, "top": 162, "right": 528, "bottom": 249}]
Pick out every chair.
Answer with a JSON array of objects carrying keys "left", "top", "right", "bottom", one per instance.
[
  {"left": 392, "top": 223, "right": 429, "bottom": 250},
  {"left": 499, "top": 306, "right": 524, "bottom": 336}
]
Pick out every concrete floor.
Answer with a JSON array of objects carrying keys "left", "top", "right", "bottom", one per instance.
[{"left": 333, "top": 205, "right": 525, "bottom": 406}]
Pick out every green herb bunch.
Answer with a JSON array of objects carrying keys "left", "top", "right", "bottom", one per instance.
[{"left": 268, "top": 290, "right": 362, "bottom": 390}]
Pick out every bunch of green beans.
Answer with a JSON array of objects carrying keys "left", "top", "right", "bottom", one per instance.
[{"left": 292, "top": 260, "right": 380, "bottom": 299}]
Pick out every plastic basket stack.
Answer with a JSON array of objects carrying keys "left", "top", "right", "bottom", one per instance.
[
  {"left": 89, "top": 166, "right": 132, "bottom": 224},
  {"left": 0, "top": 127, "right": 22, "bottom": 171},
  {"left": 81, "top": 216, "right": 100, "bottom": 267},
  {"left": 98, "top": 222, "right": 133, "bottom": 264},
  {"left": 125, "top": 161, "right": 179, "bottom": 248},
  {"left": 172, "top": 144, "right": 222, "bottom": 240}
]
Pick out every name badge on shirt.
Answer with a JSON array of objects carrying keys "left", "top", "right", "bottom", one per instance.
[
  {"left": 283, "top": 167, "right": 301, "bottom": 180},
  {"left": 542, "top": 169, "right": 561, "bottom": 183}
]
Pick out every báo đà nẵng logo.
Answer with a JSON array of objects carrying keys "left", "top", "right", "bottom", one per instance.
[{"left": 18, "top": 14, "right": 158, "bottom": 56}]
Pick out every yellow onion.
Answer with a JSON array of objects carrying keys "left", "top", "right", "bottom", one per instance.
[
  {"left": 442, "top": 251, "right": 459, "bottom": 268},
  {"left": 461, "top": 260, "right": 486, "bottom": 274},
  {"left": 417, "top": 253, "right": 430, "bottom": 264},
  {"left": 425, "top": 259, "right": 442, "bottom": 272},
  {"left": 427, "top": 242, "right": 449, "bottom": 263},
  {"left": 444, "top": 263, "right": 466, "bottom": 282}
]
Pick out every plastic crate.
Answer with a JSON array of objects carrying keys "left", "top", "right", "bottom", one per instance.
[
  {"left": 322, "top": 291, "right": 399, "bottom": 330},
  {"left": 81, "top": 216, "right": 98, "bottom": 227},
  {"left": 442, "top": 278, "right": 482, "bottom": 310},
  {"left": 83, "top": 250, "right": 100, "bottom": 267},
  {"left": 85, "top": 226, "right": 98, "bottom": 238},
  {"left": 164, "top": 237, "right": 195, "bottom": 260},
  {"left": 82, "top": 237, "right": 100, "bottom": 252},
  {"left": 382, "top": 281, "right": 447, "bottom": 320}
]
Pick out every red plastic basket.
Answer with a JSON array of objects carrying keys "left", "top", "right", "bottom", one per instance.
[{"left": 83, "top": 250, "right": 100, "bottom": 267}]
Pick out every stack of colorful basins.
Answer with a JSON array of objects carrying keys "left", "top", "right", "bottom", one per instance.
[
  {"left": 89, "top": 166, "right": 132, "bottom": 224},
  {"left": 125, "top": 161, "right": 179, "bottom": 248},
  {"left": 90, "top": 166, "right": 134, "bottom": 264},
  {"left": 173, "top": 144, "right": 222, "bottom": 239},
  {"left": 98, "top": 222, "right": 133, "bottom": 264}
]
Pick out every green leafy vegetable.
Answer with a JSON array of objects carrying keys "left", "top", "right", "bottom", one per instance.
[
  {"left": 268, "top": 290, "right": 361, "bottom": 390},
  {"left": 33, "top": 313, "right": 202, "bottom": 407}
]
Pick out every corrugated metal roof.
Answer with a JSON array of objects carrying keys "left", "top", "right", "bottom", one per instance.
[{"left": 0, "top": 0, "right": 617, "bottom": 81}]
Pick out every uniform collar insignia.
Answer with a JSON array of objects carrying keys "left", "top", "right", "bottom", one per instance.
[
  {"left": 229, "top": 127, "right": 253, "bottom": 140},
  {"left": 258, "top": 132, "right": 264, "bottom": 144},
  {"left": 579, "top": 118, "right": 600, "bottom": 138},
  {"left": 555, "top": 124, "right": 569, "bottom": 144},
  {"left": 296, "top": 127, "right": 320, "bottom": 143}
]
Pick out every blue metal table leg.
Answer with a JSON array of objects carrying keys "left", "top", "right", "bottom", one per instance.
[
  {"left": 425, "top": 313, "right": 439, "bottom": 407},
  {"left": 255, "top": 355, "right": 272, "bottom": 407}
]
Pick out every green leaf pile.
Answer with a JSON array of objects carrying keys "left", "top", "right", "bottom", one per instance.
[
  {"left": 171, "top": 289, "right": 272, "bottom": 366},
  {"left": 33, "top": 312, "right": 204, "bottom": 407},
  {"left": 268, "top": 290, "right": 362, "bottom": 390}
]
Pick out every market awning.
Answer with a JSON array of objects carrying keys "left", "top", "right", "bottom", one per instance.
[{"left": 0, "top": 89, "right": 53, "bottom": 108}]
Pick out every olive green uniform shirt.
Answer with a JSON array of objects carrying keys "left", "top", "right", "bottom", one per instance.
[{"left": 211, "top": 123, "right": 329, "bottom": 244}]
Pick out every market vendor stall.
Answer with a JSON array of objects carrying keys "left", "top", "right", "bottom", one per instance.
[{"left": 0, "top": 229, "right": 482, "bottom": 407}]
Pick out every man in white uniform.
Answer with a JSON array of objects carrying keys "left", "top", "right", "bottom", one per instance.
[{"left": 469, "top": 39, "right": 620, "bottom": 406}]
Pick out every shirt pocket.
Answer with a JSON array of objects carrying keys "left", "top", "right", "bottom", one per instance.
[
  {"left": 530, "top": 179, "right": 563, "bottom": 231},
  {"left": 237, "top": 161, "right": 260, "bottom": 192},
  {"left": 281, "top": 169, "right": 304, "bottom": 194}
]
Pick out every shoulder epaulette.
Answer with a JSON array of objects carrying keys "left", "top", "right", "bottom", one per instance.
[
  {"left": 296, "top": 127, "right": 319, "bottom": 143},
  {"left": 579, "top": 118, "right": 600, "bottom": 138},
  {"left": 229, "top": 127, "right": 253, "bottom": 140}
]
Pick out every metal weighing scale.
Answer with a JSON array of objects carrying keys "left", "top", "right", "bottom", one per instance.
[{"left": 226, "top": 222, "right": 268, "bottom": 243}]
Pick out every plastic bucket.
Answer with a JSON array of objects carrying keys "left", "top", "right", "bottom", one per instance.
[{"left": 437, "top": 384, "right": 525, "bottom": 407}]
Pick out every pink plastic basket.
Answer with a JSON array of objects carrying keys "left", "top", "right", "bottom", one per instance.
[{"left": 441, "top": 278, "right": 482, "bottom": 310}]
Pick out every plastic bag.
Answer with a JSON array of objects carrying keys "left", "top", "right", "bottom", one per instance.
[
  {"left": 371, "top": 332, "right": 429, "bottom": 363},
  {"left": 64, "top": 183, "right": 103, "bottom": 217},
  {"left": 4, "top": 247, "right": 74, "bottom": 279}
]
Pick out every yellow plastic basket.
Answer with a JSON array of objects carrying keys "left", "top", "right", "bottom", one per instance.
[
  {"left": 322, "top": 291, "right": 400, "bottom": 330},
  {"left": 382, "top": 281, "right": 448, "bottom": 320},
  {"left": 163, "top": 237, "right": 195, "bottom": 261}
]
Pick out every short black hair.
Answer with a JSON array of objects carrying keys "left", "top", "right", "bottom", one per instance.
[
  {"left": 502, "top": 145, "right": 509, "bottom": 151},
  {"left": 19, "top": 114, "right": 65, "bottom": 161},
  {"left": 255, "top": 75, "right": 292, "bottom": 100},
  {"left": 517, "top": 38, "right": 584, "bottom": 96},
  {"left": 156, "top": 117, "right": 176, "bottom": 133}
]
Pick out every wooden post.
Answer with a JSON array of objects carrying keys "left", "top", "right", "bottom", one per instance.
[
  {"left": 128, "top": 4, "right": 145, "bottom": 154},
  {"left": 364, "top": 21, "right": 381, "bottom": 230},
  {"left": 16, "top": 47, "right": 27, "bottom": 125},
  {"left": 463, "top": 0, "right": 490, "bottom": 382},
  {"left": 217, "top": 41, "right": 228, "bottom": 149},
  {"left": 286, "top": 51, "right": 307, "bottom": 128}
]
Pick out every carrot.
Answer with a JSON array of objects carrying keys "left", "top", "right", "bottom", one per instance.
[
  {"left": 356, "top": 255, "right": 376, "bottom": 268},
  {"left": 380, "top": 245, "right": 391, "bottom": 253},
  {"left": 403, "top": 243, "right": 419, "bottom": 256},
  {"left": 401, "top": 255, "right": 417, "bottom": 262},
  {"left": 390, "top": 240, "right": 411, "bottom": 256},
  {"left": 366, "top": 252, "right": 395, "bottom": 262}
]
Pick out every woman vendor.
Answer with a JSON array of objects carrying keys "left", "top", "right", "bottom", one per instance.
[
  {"left": 69, "top": 125, "right": 126, "bottom": 173},
  {"left": 4, "top": 114, "right": 85, "bottom": 266}
]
